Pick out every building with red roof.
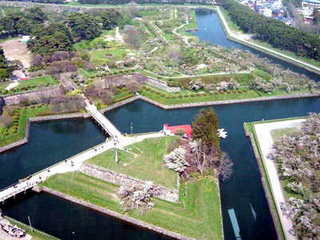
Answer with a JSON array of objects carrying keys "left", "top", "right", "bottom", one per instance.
[{"left": 163, "top": 124, "right": 192, "bottom": 137}]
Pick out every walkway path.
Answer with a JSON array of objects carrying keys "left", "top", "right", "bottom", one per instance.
[
  {"left": 59, "top": 75, "right": 123, "bottom": 140},
  {"left": 0, "top": 131, "right": 166, "bottom": 203},
  {"left": 254, "top": 119, "right": 305, "bottom": 240},
  {"left": 84, "top": 99, "right": 122, "bottom": 139},
  {"left": 143, "top": 69, "right": 251, "bottom": 79},
  {"left": 172, "top": 16, "right": 191, "bottom": 47},
  {"left": 115, "top": 27, "right": 124, "bottom": 43},
  {"left": 216, "top": 6, "right": 320, "bottom": 75},
  {"left": 5, "top": 80, "right": 19, "bottom": 91}
]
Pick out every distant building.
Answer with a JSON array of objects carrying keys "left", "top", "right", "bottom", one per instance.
[
  {"left": 302, "top": 0, "right": 320, "bottom": 8},
  {"left": 262, "top": 8, "right": 273, "bottom": 17}
]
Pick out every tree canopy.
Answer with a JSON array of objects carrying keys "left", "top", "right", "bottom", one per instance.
[
  {"left": 0, "top": 8, "right": 46, "bottom": 35},
  {"left": 28, "top": 23, "right": 74, "bottom": 55},
  {"left": 66, "top": 13, "right": 102, "bottom": 42},
  {"left": 0, "top": 8, "right": 124, "bottom": 56},
  {"left": 192, "top": 108, "right": 220, "bottom": 152},
  {"left": 0, "top": 48, "right": 11, "bottom": 81},
  {"left": 219, "top": 0, "right": 320, "bottom": 60}
]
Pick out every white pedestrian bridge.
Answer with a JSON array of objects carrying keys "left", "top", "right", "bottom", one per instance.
[
  {"left": 84, "top": 99, "right": 122, "bottom": 139},
  {"left": 0, "top": 131, "right": 164, "bottom": 203}
]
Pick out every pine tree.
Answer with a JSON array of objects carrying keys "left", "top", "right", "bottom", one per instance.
[{"left": 192, "top": 108, "right": 220, "bottom": 152}]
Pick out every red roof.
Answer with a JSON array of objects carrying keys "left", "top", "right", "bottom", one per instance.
[{"left": 163, "top": 124, "right": 192, "bottom": 137}]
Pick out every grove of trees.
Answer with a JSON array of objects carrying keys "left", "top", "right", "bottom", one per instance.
[
  {"left": 219, "top": 0, "right": 320, "bottom": 60},
  {"left": 5, "top": 0, "right": 64, "bottom": 3},
  {"left": 78, "top": 0, "right": 210, "bottom": 4},
  {"left": 0, "top": 8, "right": 125, "bottom": 56},
  {"left": 270, "top": 113, "right": 320, "bottom": 239},
  {"left": 0, "top": 7, "right": 47, "bottom": 35}
]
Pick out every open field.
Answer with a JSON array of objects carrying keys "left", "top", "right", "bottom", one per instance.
[
  {"left": 271, "top": 128, "right": 299, "bottom": 141},
  {"left": 42, "top": 172, "right": 222, "bottom": 240},
  {"left": 87, "top": 136, "right": 178, "bottom": 189},
  {"left": 139, "top": 84, "right": 312, "bottom": 105},
  {"left": 0, "top": 39, "right": 32, "bottom": 68},
  {"left": 0, "top": 76, "right": 58, "bottom": 95}
]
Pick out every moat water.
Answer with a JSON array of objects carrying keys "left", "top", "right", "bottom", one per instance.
[{"left": 1, "top": 10, "right": 320, "bottom": 240}]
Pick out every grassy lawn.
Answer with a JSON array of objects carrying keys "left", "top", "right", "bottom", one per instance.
[
  {"left": 42, "top": 172, "right": 222, "bottom": 240},
  {"left": 271, "top": 127, "right": 299, "bottom": 141},
  {"left": 140, "top": 84, "right": 311, "bottom": 105},
  {"left": 219, "top": 8, "right": 241, "bottom": 32},
  {"left": 18, "top": 76, "right": 58, "bottom": 89},
  {"left": 0, "top": 81, "right": 9, "bottom": 90},
  {"left": 0, "top": 105, "right": 49, "bottom": 147},
  {"left": 87, "top": 136, "right": 178, "bottom": 189},
  {"left": 0, "top": 76, "right": 58, "bottom": 95},
  {"left": 3, "top": 217, "right": 59, "bottom": 240},
  {"left": 90, "top": 47, "right": 128, "bottom": 66},
  {"left": 253, "top": 69, "right": 272, "bottom": 81}
]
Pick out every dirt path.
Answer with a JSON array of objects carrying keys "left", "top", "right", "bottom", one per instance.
[
  {"left": 5, "top": 80, "right": 19, "bottom": 90},
  {"left": 115, "top": 27, "right": 124, "bottom": 43},
  {"left": 172, "top": 16, "right": 192, "bottom": 47}
]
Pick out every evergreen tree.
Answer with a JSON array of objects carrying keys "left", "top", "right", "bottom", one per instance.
[
  {"left": 66, "top": 13, "right": 102, "bottom": 42},
  {"left": 0, "top": 48, "right": 10, "bottom": 81},
  {"left": 192, "top": 108, "right": 220, "bottom": 152}
]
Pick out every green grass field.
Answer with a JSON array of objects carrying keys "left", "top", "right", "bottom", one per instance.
[
  {"left": 0, "top": 76, "right": 58, "bottom": 94},
  {"left": 271, "top": 127, "right": 299, "bottom": 141},
  {"left": 42, "top": 172, "right": 222, "bottom": 240},
  {"left": 0, "top": 105, "right": 49, "bottom": 147},
  {"left": 139, "top": 84, "right": 311, "bottom": 105},
  {"left": 87, "top": 136, "right": 178, "bottom": 189}
]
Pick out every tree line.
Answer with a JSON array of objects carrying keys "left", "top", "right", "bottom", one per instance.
[
  {"left": 4, "top": 0, "right": 65, "bottom": 3},
  {"left": 219, "top": 0, "right": 320, "bottom": 61},
  {"left": 0, "top": 48, "right": 12, "bottom": 81},
  {"left": 78, "top": 0, "right": 210, "bottom": 4},
  {"left": 0, "top": 7, "right": 124, "bottom": 55}
]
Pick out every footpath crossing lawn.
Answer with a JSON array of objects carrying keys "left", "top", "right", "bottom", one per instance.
[
  {"left": 42, "top": 172, "right": 223, "bottom": 240},
  {"left": 87, "top": 136, "right": 178, "bottom": 189}
]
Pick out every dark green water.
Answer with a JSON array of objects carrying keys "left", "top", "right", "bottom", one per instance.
[
  {"left": 1, "top": 10, "right": 320, "bottom": 240},
  {"left": 0, "top": 119, "right": 105, "bottom": 188}
]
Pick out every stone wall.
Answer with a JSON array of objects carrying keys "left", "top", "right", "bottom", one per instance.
[
  {"left": 41, "top": 186, "right": 196, "bottom": 240},
  {"left": 80, "top": 163, "right": 179, "bottom": 203},
  {"left": 4, "top": 86, "right": 64, "bottom": 105}
]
